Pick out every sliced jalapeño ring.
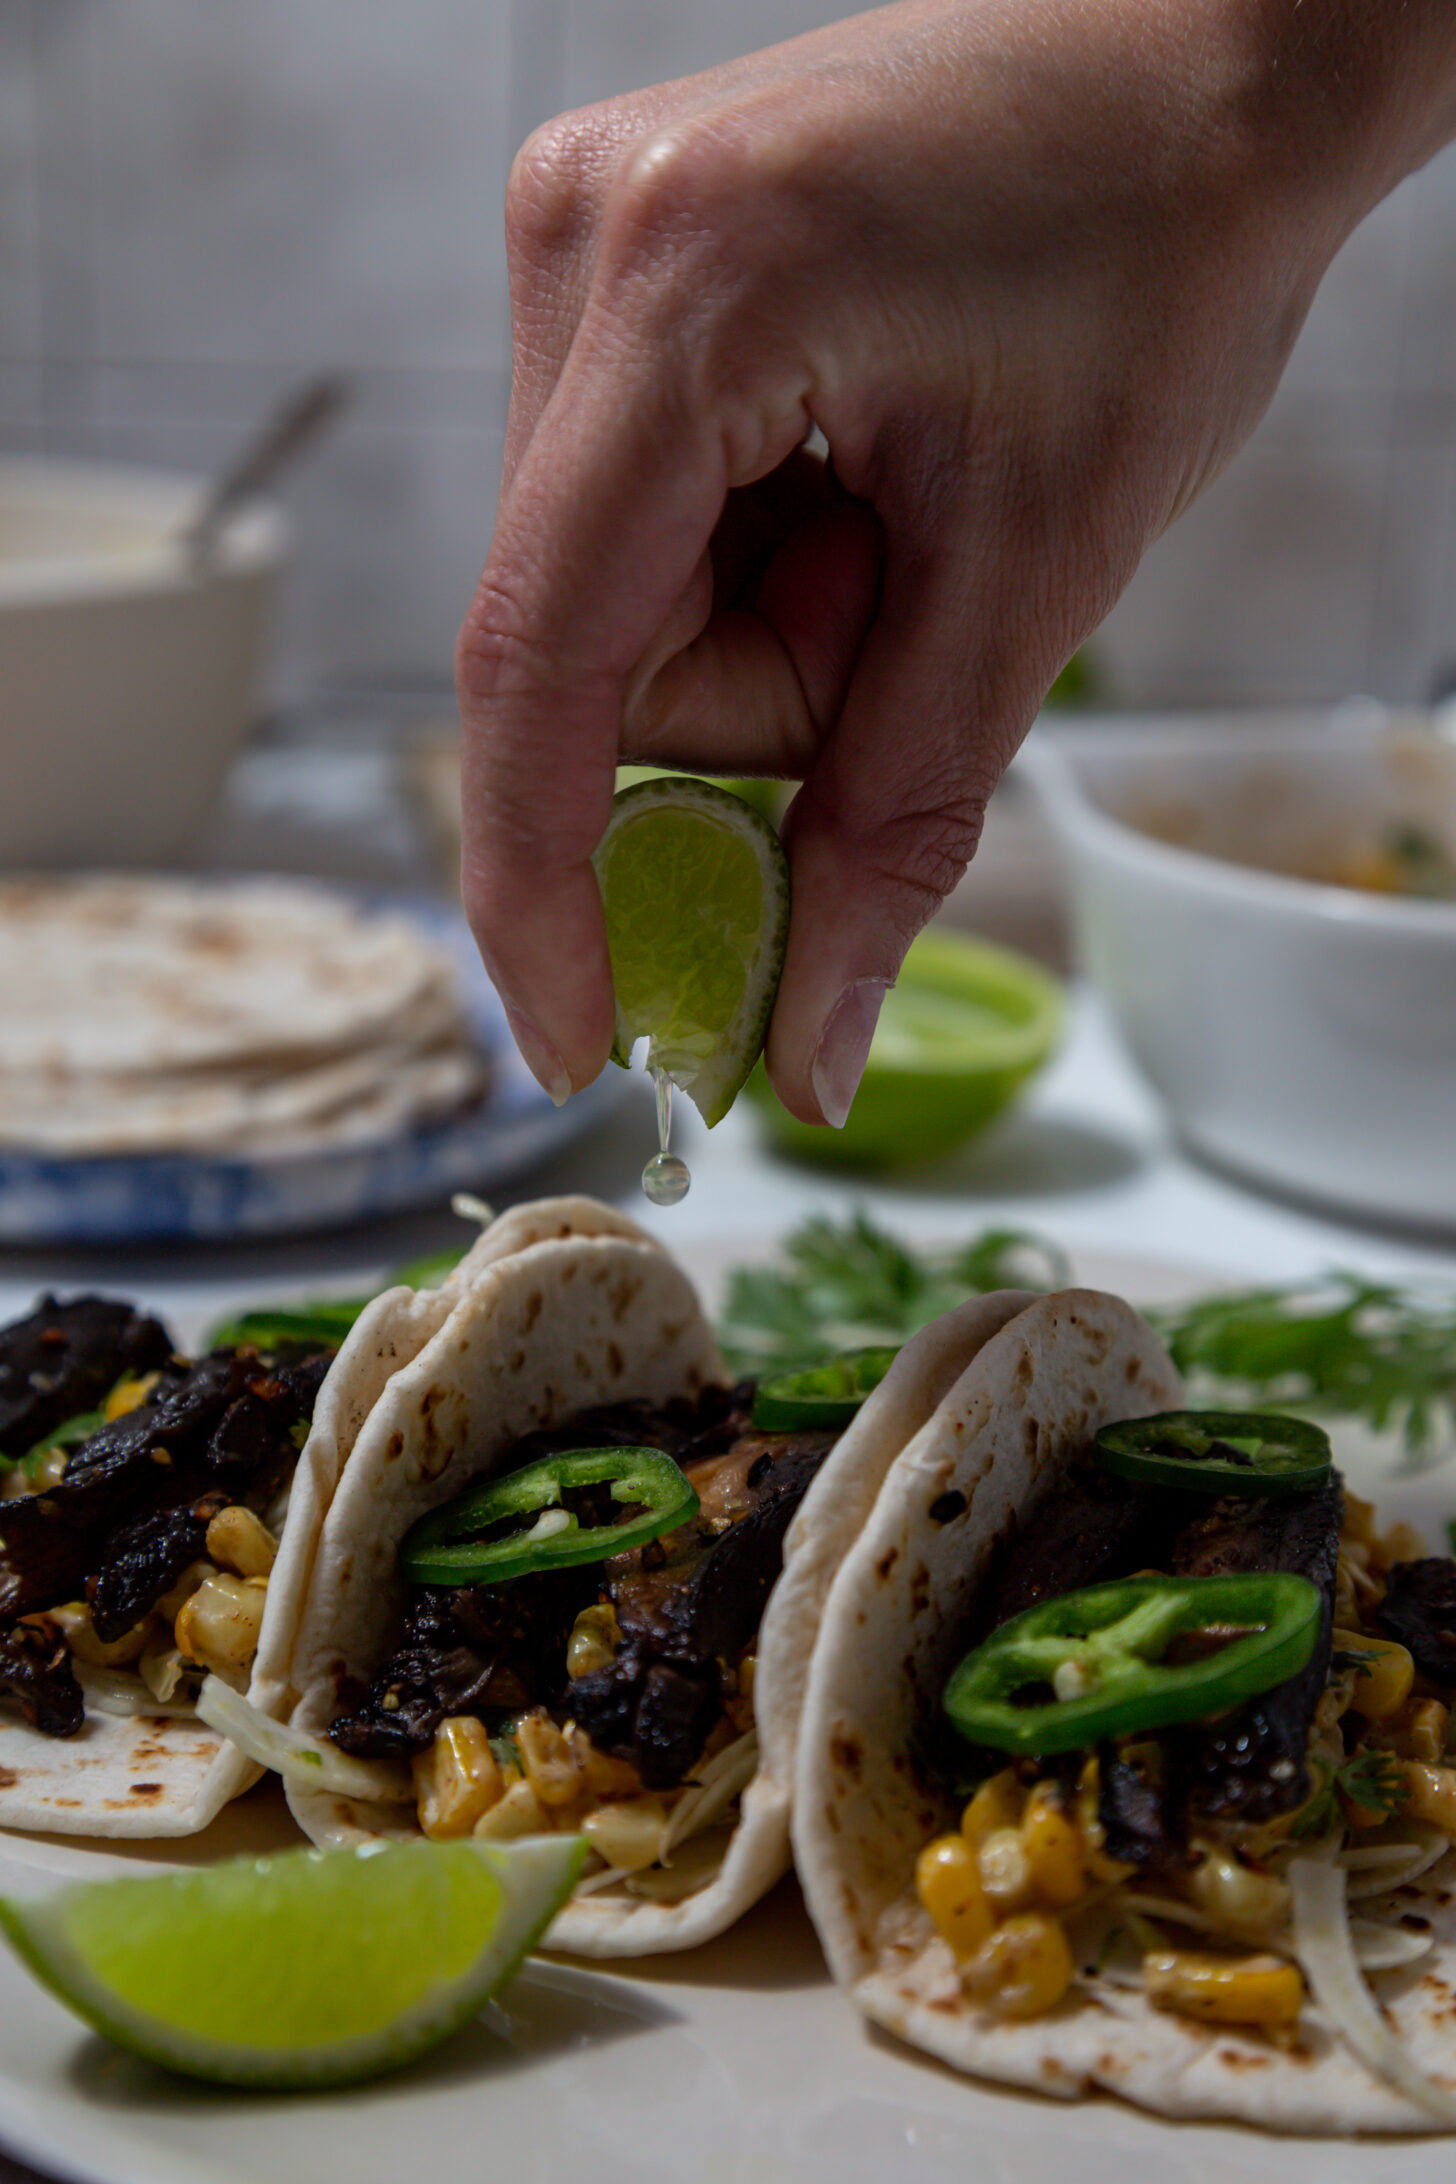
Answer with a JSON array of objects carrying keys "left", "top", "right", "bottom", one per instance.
[
  {"left": 1091, "top": 1408, "right": 1332, "bottom": 1497},
  {"left": 750, "top": 1346, "right": 900, "bottom": 1432},
  {"left": 943, "top": 1571, "right": 1323, "bottom": 1756},
  {"left": 398, "top": 1445, "right": 698, "bottom": 1586}
]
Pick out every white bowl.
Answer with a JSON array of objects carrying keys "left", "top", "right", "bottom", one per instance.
[
  {"left": 1025, "top": 712, "right": 1456, "bottom": 1228},
  {"left": 0, "top": 457, "right": 288, "bottom": 868}
]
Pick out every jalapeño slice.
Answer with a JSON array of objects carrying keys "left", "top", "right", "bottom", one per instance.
[
  {"left": 750, "top": 1347, "right": 899, "bottom": 1432},
  {"left": 1091, "top": 1409, "right": 1332, "bottom": 1497},
  {"left": 943, "top": 1571, "right": 1322, "bottom": 1756},
  {"left": 398, "top": 1446, "right": 699, "bottom": 1586}
]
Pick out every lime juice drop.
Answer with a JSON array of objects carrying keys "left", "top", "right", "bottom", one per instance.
[{"left": 642, "top": 1066, "right": 690, "bottom": 1205}]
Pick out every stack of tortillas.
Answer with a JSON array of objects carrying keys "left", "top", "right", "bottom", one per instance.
[{"left": 0, "top": 876, "right": 491, "bottom": 1156}]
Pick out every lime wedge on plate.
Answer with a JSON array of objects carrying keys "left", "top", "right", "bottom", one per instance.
[
  {"left": 594, "top": 775, "right": 789, "bottom": 1126},
  {"left": 746, "top": 927, "right": 1062, "bottom": 1168},
  {"left": 0, "top": 1833, "right": 584, "bottom": 2089}
]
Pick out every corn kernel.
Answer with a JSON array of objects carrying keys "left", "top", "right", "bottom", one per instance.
[
  {"left": 1380, "top": 1696, "right": 1450, "bottom": 1764},
  {"left": 50, "top": 1601, "right": 157, "bottom": 1669},
  {"left": 1143, "top": 1949, "right": 1303, "bottom": 2027},
  {"left": 961, "top": 1768, "right": 1025, "bottom": 1845},
  {"left": 1371, "top": 1521, "right": 1426, "bottom": 1577},
  {"left": 1185, "top": 1841, "right": 1288, "bottom": 1931},
  {"left": 104, "top": 1371, "right": 159, "bottom": 1422},
  {"left": 473, "top": 1775, "right": 551, "bottom": 1840},
  {"left": 1333, "top": 1627, "right": 1414, "bottom": 1721},
  {"left": 565, "top": 1603, "right": 621, "bottom": 1680},
  {"left": 204, "top": 1504, "right": 278, "bottom": 1580},
  {"left": 1019, "top": 1782, "right": 1085, "bottom": 1909},
  {"left": 581, "top": 1794, "right": 670, "bottom": 1872},
  {"left": 963, "top": 1913, "right": 1074, "bottom": 2019},
  {"left": 1401, "top": 1761, "right": 1456, "bottom": 1832},
  {"left": 412, "top": 1716, "right": 505, "bottom": 1838},
  {"left": 1341, "top": 1492, "right": 1378, "bottom": 1547},
  {"left": 173, "top": 1572, "right": 266, "bottom": 1682},
  {"left": 564, "top": 1723, "right": 642, "bottom": 1799},
  {"left": 915, "top": 1834, "right": 994, "bottom": 1958},
  {"left": 515, "top": 1710, "right": 589, "bottom": 1807},
  {"left": 978, "top": 1825, "right": 1034, "bottom": 1912}
]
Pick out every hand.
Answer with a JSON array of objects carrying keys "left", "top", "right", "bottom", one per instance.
[{"left": 458, "top": 0, "right": 1456, "bottom": 1123}]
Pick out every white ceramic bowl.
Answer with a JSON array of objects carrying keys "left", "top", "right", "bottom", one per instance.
[
  {"left": 0, "top": 457, "right": 288, "bottom": 868},
  {"left": 1025, "top": 712, "right": 1456, "bottom": 1228}
]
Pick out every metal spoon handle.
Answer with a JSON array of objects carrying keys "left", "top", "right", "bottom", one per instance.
[{"left": 184, "top": 374, "right": 350, "bottom": 565}]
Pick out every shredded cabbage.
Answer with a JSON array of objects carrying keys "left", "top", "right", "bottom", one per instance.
[
  {"left": 195, "top": 1676, "right": 413, "bottom": 1804},
  {"left": 1290, "top": 1850, "right": 1456, "bottom": 2124}
]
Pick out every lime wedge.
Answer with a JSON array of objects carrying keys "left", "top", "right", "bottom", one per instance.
[
  {"left": 594, "top": 775, "right": 789, "bottom": 1127},
  {"left": 746, "top": 927, "right": 1062, "bottom": 1168},
  {"left": 0, "top": 1833, "right": 585, "bottom": 2089}
]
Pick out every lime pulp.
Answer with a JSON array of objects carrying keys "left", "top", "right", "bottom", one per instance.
[{"left": 594, "top": 776, "right": 789, "bottom": 1129}]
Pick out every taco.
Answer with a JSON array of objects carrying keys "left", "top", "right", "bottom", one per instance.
[
  {"left": 793, "top": 1286, "right": 1456, "bottom": 2132},
  {"left": 224, "top": 1206, "right": 1039, "bottom": 1955},
  {"left": 0, "top": 1272, "right": 465, "bottom": 1837}
]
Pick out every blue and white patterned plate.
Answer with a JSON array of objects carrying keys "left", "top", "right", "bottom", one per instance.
[{"left": 0, "top": 901, "right": 626, "bottom": 1244}]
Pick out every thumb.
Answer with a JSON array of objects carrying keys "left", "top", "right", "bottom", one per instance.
[{"left": 763, "top": 546, "right": 1050, "bottom": 1126}]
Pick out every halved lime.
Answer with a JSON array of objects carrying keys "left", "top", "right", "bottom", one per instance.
[
  {"left": 746, "top": 927, "right": 1063, "bottom": 1168},
  {"left": 594, "top": 775, "right": 789, "bottom": 1127},
  {"left": 0, "top": 1833, "right": 585, "bottom": 2089}
]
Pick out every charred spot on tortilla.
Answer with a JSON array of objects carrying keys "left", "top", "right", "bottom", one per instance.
[
  {"left": 927, "top": 1490, "right": 967, "bottom": 1523},
  {"left": 128, "top": 1782, "right": 163, "bottom": 1797},
  {"left": 876, "top": 1548, "right": 899, "bottom": 1583}
]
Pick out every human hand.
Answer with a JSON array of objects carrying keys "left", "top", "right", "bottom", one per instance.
[{"left": 458, "top": 0, "right": 1456, "bottom": 1123}]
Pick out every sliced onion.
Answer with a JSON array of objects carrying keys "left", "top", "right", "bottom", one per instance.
[
  {"left": 661, "top": 1729, "right": 758, "bottom": 1855},
  {"left": 195, "top": 1676, "right": 413, "bottom": 1804},
  {"left": 75, "top": 1664, "right": 196, "bottom": 1720},
  {"left": 1349, "top": 1919, "right": 1434, "bottom": 1972},
  {"left": 1343, "top": 1830, "right": 1451, "bottom": 1899},
  {"left": 1290, "top": 1852, "right": 1456, "bottom": 2124}
]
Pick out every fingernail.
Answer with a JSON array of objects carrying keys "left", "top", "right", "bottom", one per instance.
[
  {"left": 503, "top": 1006, "right": 573, "bottom": 1107},
  {"left": 811, "top": 979, "right": 888, "bottom": 1129}
]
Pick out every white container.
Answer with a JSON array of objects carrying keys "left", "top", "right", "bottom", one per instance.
[
  {"left": 1026, "top": 712, "right": 1456, "bottom": 1229},
  {"left": 0, "top": 458, "right": 288, "bottom": 868}
]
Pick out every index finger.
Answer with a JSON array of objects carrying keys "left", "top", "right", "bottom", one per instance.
[{"left": 457, "top": 333, "right": 736, "bottom": 1100}]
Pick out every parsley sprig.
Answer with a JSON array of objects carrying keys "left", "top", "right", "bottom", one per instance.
[
  {"left": 717, "top": 1215, "right": 1070, "bottom": 1375},
  {"left": 719, "top": 1216, "right": 1456, "bottom": 1461},
  {"left": 1292, "top": 1748, "right": 1410, "bottom": 1838},
  {"left": 1146, "top": 1275, "right": 1456, "bottom": 1462}
]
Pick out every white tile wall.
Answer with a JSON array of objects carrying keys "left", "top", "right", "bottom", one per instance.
[{"left": 0, "top": 0, "right": 1453, "bottom": 709}]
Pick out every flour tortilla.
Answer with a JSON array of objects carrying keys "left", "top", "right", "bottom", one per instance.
[
  {"left": 0, "top": 875, "right": 488, "bottom": 1154},
  {"left": 792, "top": 1289, "right": 1456, "bottom": 2134},
  {"left": 278, "top": 1231, "right": 1040, "bottom": 1955},
  {"left": 0, "top": 1279, "right": 456, "bottom": 1839}
]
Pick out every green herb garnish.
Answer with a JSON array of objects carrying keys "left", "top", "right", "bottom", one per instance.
[
  {"left": 1292, "top": 1748, "right": 1411, "bottom": 1838},
  {"left": 1146, "top": 1275, "right": 1456, "bottom": 1461},
  {"left": 717, "top": 1214, "right": 1069, "bottom": 1376},
  {"left": 719, "top": 1217, "right": 1456, "bottom": 1460}
]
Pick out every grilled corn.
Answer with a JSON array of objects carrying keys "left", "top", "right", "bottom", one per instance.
[
  {"left": 916, "top": 1834, "right": 994, "bottom": 1957},
  {"left": 412, "top": 1716, "right": 505, "bottom": 1838},
  {"left": 1143, "top": 1948, "right": 1303, "bottom": 2027},
  {"left": 963, "top": 1913, "right": 1074, "bottom": 2019}
]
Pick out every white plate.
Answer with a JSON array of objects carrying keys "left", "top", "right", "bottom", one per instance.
[{"left": 0, "top": 1243, "right": 1452, "bottom": 2184}]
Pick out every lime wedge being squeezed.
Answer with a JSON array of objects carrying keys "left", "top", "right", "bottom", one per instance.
[
  {"left": 594, "top": 775, "right": 789, "bottom": 1127},
  {"left": 0, "top": 1833, "right": 584, "bottom": 2090}
]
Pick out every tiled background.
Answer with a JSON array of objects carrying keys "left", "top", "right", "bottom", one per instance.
[{"left": 2, "top": 0, "right": 1455, "bottom": 714}]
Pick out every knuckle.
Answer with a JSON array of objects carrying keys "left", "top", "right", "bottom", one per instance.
[
  {"left": 505, "top": 108, "right": 608, "bottom": 269},
  {"left": 869, "top": 800, "right": 986, "bottom": 930}
]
